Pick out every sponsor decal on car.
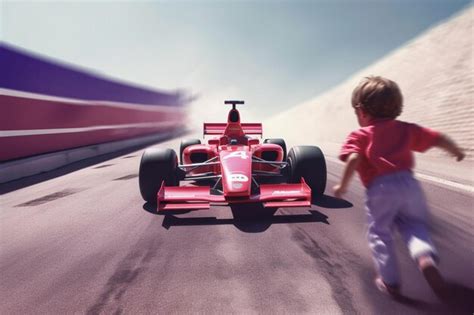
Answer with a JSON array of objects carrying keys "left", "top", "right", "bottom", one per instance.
[
  {"left": 272, "top": 190, "right": 301, "bottom": 195},
  {"left": 228, "top": 126, "right": 240, "bottom": 132},
  {"left": 230, "top": 174, "right": 248, "bottom": 182}
]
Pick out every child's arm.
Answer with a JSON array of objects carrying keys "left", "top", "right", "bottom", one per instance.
[
  {"left": 334, "top": 152, "right": 360, "bottom": 198},
  {"left": 435, "top": 134, "right": 465, "bottom": 161}
]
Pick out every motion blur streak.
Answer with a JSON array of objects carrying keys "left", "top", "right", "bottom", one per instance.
[{"left": 0, "top": 44, "right": 189, "bottom": 162}]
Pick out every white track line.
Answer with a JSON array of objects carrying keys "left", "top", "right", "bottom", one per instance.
[
  {"left": 0, "top": 121, "right": 178, "bottom": 137},
  {"left": 0, "top": 88, "right": 185, "bottom": 113},
  {"left": 325, "top": 156, "right": 473, "bottom": 193},
  {"left": 414, "top": 173, "right": 474, "bottom": 193}
]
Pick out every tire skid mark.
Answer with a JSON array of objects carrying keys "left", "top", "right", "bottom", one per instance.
[
  {"left": 93, "top": 164, "right": 114, "bottom": 169},
  {"left": 15, "top": 188, "right": 84, "bottom": 207},
  {"left": 113, "top": 174, "right": 138, "bottom": 181},
  {"left": 86, "top": 237, "right": 161, "bottom": 315},
  {"left": 291, "top": 227, "right": 359, "bottom": 314}
]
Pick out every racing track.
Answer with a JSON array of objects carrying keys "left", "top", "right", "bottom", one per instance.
[{"left": 1, "top": 135, "right": 473, "bottom": 314}]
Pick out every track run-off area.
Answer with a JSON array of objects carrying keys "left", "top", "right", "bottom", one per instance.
[{"left": 1, "top": 135, "right": 473, "bottom": 314}]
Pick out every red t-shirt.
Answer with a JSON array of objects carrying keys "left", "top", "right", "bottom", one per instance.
[{"left": 339, "top": 119, "right": 440, "bottom": 187}]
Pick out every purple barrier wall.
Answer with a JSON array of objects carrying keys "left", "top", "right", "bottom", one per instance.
[
  {"left": 0, "top": 43, "right": 188, "bottom": 162},
  {"left": 0, "top": 43, "right": 183, "bottom": 106}
]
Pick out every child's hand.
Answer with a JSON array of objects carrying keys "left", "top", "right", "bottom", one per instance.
[
  {"left": 454, "top": 148, "right": 465, "bottom": 161},
  {"left": 334, "top": 152, "right": 359, "bottom": 199},
  {"left": 436, "top": 134, "right": 465, "bottom": 161},
  {"left": 333, "top": 184, "right": 347, "bottom": 199}
]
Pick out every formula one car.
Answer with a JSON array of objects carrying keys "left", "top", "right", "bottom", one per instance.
[{"left": 139, "top": 100, "right": 326, "bottom": 211}]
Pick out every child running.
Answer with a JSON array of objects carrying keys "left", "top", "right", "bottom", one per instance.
[{"left": 333, "top": 76, "right": 465, "bottom": 299}]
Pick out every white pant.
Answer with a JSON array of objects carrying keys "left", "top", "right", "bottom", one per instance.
[{"left": 365, "top": 171, "right": 438, "bottom": 285}]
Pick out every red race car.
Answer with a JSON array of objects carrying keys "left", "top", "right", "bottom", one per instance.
[{"left": 139, "top": 100, "right": 326, "bottom": 211}]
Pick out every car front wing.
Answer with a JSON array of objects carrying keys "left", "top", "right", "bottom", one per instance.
[{"left": 157, "top": 178, "right": 312, "bottom": 211}]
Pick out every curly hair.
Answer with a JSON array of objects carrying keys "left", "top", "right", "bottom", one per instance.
[{"left": 351, "top": 76, "right": 403, "bottom": 119}]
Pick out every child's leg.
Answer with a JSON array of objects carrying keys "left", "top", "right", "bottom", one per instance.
[
  {"left": 396, "top": 178, "right": 447, "bottom": 298},
  {"left": 396, "top": 216, "right": 446, "bottom": 292},
  {"left": 396, "top": 215, "right": 438, "bottom": 264},
  {"left": 366, "top": 188, "right": 401, "bottom": 287},
  {"left": 396, "top": 178, "right": 438, "bottom": 263},
  {"left": 367, "top": 211, "right": 400, "bottom": 287}
]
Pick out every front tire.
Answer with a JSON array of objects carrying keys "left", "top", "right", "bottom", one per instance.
[
  {"left": 139, "top": 148, "right": 178, "bottom": 203},
  {"left": 287, "top": 146, "right": 327, "bottom": 196}
]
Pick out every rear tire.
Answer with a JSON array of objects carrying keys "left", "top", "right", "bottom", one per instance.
[
  {"left": 287, "top": 146, "right": 326, "bottom": 196},
  {"left": 180, "top": 139, "right": 201, "bottom": 164},
  {"left": 139, "top": 148, "right": 178, "bottom": 203},
  {"left": 264, "top": 138, "right": 287, "bottom": 161}
]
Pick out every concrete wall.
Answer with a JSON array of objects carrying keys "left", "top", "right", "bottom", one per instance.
[{"left": 266, "top": 6, "right": 473, "bottom": 162}]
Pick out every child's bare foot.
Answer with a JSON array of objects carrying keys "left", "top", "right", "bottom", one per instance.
[
  {"left": 375, "top": 277, "right": 400, "bottom": 297},
  {"left": 418, "top": 255, "right": 449, "bottom": 301}
]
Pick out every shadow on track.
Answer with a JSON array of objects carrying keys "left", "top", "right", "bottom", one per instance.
[
  {"left": 143, "top": 202, "right": 330, "bottom": 233},
  {"left": 311, "top": 193, "right": 353, "bottom": 209},
  {"left": 442, "top": 282, "right": 474, "bottom": 313},
  {"left": 393, "top": 279, "right": 474, "bottom": 313},
  {"left": 363, "top": 281, "right": 474, "bottom": 314}
]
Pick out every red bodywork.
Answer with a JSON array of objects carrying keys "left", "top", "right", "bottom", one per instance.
[{"left": 157, "top": 105, "right": 312, "bottom": 211}]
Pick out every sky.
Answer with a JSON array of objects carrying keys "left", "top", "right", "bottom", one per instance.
[{"left": 1, "top": 0, "right": 471, "bottom": 124}]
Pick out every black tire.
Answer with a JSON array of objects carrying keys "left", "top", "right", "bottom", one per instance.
[
  {"left": 139, "top": 148, "right": 178, "bottom": 203},
  {"left": 264, "top": 138, "right": 287, "bottom": 161},
  {"left": 180, "top": 139, "right": 201, "bottom": 164},
  {"left": 287, "top": 146, "right": 326, "bottom": 196}
]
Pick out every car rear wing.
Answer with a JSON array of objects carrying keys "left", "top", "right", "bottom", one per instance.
[{"left": 203, "top": 123, "right": 263, "bottom": 136}]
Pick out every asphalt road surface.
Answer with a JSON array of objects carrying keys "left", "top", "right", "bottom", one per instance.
[{"left": 1, "top": 136, "right": 473, "bottom": 314}]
